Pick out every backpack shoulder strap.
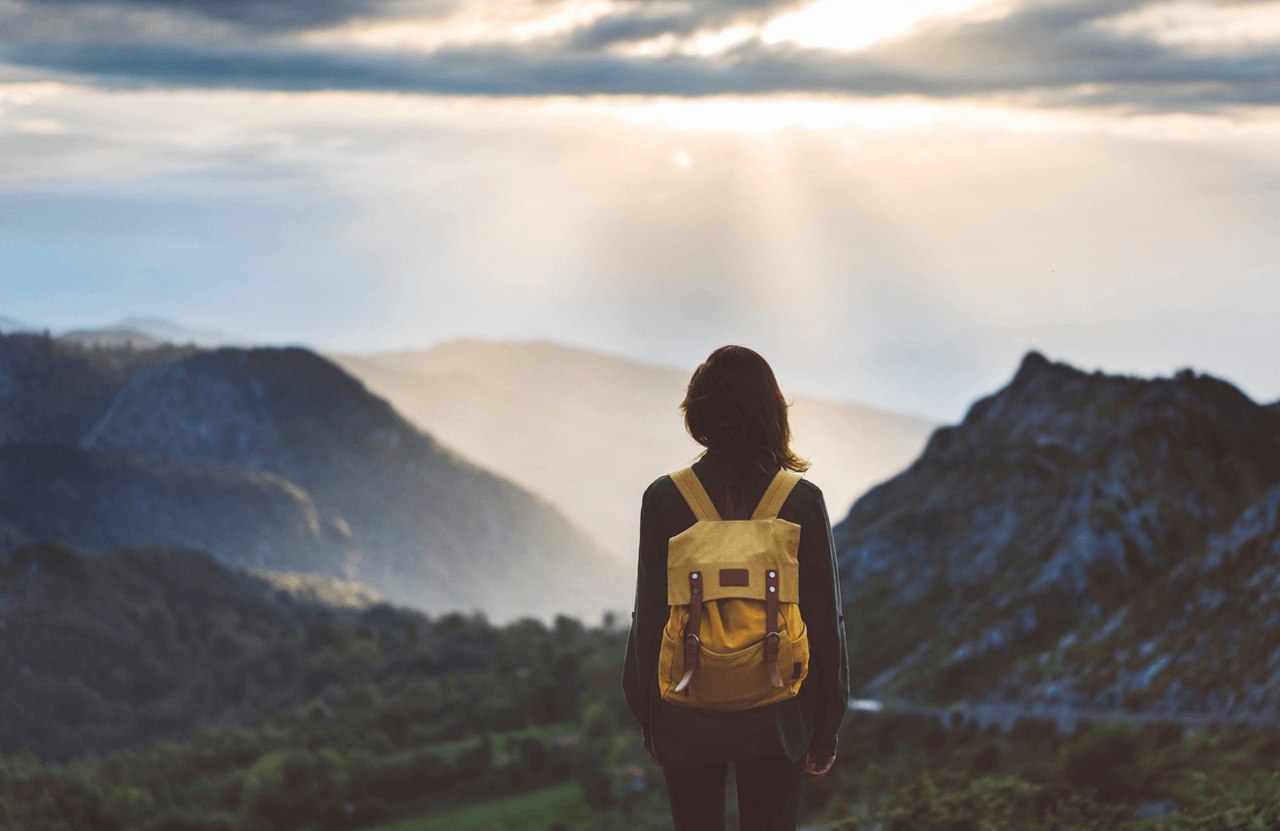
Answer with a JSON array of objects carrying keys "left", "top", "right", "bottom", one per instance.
[
  {"left": 669, "top": 466, "right": 721, "bottom": 522},
  {"left": 751, "top": 467, "right": 804, "bottom": 520}
]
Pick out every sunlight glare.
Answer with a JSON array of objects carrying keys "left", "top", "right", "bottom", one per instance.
[
  {"left": 302, "top": 0, "right": 616, "bottom": 51},
  {"left": 761, "top": 0, "right": 1008, "bottom": 51},
  {"left": 608, "top": 97, "right": 1008, "bottom": 134}
]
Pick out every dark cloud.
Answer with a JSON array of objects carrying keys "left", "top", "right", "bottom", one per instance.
[
  {"left": 17, "top": 0, "right": 457, "bottom": 32},
  {"left": 1, "top": 0, "right": 1276, "bottom": 112},
  {"left": 559, "top": 0, "right": 799, "bottom": 50}
]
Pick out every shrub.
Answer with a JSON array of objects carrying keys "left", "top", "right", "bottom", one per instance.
[
  {"left": 1060, "top": 723, "right": 1146, "bottom": 803},
  {"left": 877, "top": 773, "right": 1134, "bottom": 830},
  {"left": 139, "top": 810, "right": 240, "bottom": 831},
  {"left": 242, "top": 749, "right": 336, "bottom": 830}
]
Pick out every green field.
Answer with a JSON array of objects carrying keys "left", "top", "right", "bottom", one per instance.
[{"left": 366, "top": 781, "right": 590, "bottom": 831}]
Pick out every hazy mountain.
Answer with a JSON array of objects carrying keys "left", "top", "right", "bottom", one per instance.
[
  {"left": 0, "top": 335, "right": 626, "bottom": 624},
  {"left": 0, "top": 315, "right": 40, "bottom": 334},
  {"left": 0, "top": 313, "right": 241, "bottom": 348},
  {"left": 0, "top": 439, "right": 349, "bottom": 575},
  {"left": 834, "top": 351, "right": 1280, "bottom": 718},
  {"left": 59, "top": 315, "right": 246, "bottom": 349},
  {"left": 330, "top": 338, "right": 935, "bottom": 565},
  {"left": 59, "top": 326, "right": 169, "bottom": 349}
]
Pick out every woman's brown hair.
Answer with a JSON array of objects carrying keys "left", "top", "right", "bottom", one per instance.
[{"left": 681, "top": 345, "right": 810, "bottom": 474}]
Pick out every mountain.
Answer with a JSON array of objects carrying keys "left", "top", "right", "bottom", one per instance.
[
  {"left": 58, "top": 326, "right": 168, "bottom": 349},
  {"left": 0, "top": 315, "right": 40, "bottom": 334},
  {"left": 60, "top": 315, "right": 246, "bottom": 349},
  {"left": 329, "top": 338, "right": 935, "bottom": 565},
  {"left": 0, "top": 313, "right": 240, "bottom": 349},
  {"left": 833, "top": 351, "right": 1280, "bottom": 718},
  {"left": 0, "top": 332, "right": 199, "bottom": 445},
  {"left": 1028, "top": 481, "right": 1280, "bottom": 715},
  {"left": 0, "top": 335, "right": 625, "bottom": 624},
  {"left": 0, "top": 440, "right": 348, "bottom": 575}
]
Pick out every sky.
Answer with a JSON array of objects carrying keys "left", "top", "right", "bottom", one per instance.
[{"left": 1, "top": 0, "right": 1278, "bottom": 422}]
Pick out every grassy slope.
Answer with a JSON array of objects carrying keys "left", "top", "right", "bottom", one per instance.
[{"left": 367, "top": 781, "right": 589, "bottom": 831}]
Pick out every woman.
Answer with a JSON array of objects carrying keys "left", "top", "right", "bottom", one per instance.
[{"left": 622, "top": 344, "right": 850, "bottom": 831}]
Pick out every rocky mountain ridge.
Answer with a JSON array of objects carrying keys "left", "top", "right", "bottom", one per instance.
[{"left": 834, "top": 351, "right": 1280, "bottom": 718}]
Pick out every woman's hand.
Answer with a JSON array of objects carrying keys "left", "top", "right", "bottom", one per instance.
[{"left": 803, "top": 751, "right": 835, "bottom": 776}]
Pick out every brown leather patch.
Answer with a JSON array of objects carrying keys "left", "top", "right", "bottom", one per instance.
[{"left": 719, "top": 568, "right": 749, "bottom": 586}]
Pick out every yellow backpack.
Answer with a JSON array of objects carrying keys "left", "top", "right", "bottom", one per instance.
[{"left": 658, "top": 464, "right": 811, "bottom": 711}]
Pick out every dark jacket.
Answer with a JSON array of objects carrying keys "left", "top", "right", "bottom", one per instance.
[{"left": 621, "top": 445, "right": 850, "bottom": 769}]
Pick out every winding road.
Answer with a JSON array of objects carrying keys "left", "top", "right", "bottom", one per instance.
[{"left": 850, "top": 697, "right": 1280, "bottom": 733}]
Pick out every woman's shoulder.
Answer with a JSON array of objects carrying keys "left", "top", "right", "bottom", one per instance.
[
  {"left": 793, "top": 473, "right": 823, "bottom": 494},
  {"left": 792, "top": 476, "right": 825, "bottom": 503},
  {"left": 642, "top": 472, "right": 678, "bottom": 509},
  {"left": 645, "top": 471, "right": 676, "bottom": 494},
  {"left": 786, "top": 475, "right": 829, "bottom": 523}
]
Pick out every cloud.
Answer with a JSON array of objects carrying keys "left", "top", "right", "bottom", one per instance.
[
  {"left": 558, "top": 0, "right": 797, "bottom": 50},
  {"left": 19, "top": 0, "right": 455, "bottom": 33},
  {"left": 2, "top": 65, "right": 1278, "bottom": 419},
  {"left": 0, "top": 0, "right": 1277, "bottom": 112}
]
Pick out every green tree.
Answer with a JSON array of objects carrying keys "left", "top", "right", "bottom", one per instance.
[
  {"left": 575, "top": 700, "right": 616, "bottom": 809},
  {"left": 242, "top": 749, "right": 335, "bottom": 831}
]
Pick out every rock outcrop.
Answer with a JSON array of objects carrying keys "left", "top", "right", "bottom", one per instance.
[{"left": 834, "top": 351, "right": 1280, "bottom": 717}]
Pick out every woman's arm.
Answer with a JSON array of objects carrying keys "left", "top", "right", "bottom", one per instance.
[
  {"left": 622, "top": 567, "right": 650, "bottom": 747},
  {"left": 622, "top": 480, "right": 667, "bottom": 750},
  {"left": 800, "top": 483, "right": 851, "bottom": 759}
]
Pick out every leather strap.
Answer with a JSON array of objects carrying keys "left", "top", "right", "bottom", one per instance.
[
  {"left": 674, "top": 570, "right": 703, "bottom": 695},
  {"left": 764, "top": 568, "right": 783, "bottom": 688}
]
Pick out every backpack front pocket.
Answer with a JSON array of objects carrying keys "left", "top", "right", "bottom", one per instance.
[{"left": 663, "top": 630, "right": 799, "bottom": 711}]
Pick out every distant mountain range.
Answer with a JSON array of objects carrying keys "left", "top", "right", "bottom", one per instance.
[
  {"left": 0, "top": 315, "right": 40, "bottom": 335},
  {"left": 0, "top": 332, "right": 624, "bottom": 624},
  {"left": 834, "top": 351, "right": 1280, "bottom": 719},
  {"left": 8, "top": 315, "right": 1279, "bottom": 723},
  {"left": 0, "top": 313, "right": 247, "bottom": 348},
  {"left": 59, "top": 316, "right": 246, "bottom": 349},
  {"left": 330, "top": 338, "right": 936, "bottom": 565}
]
